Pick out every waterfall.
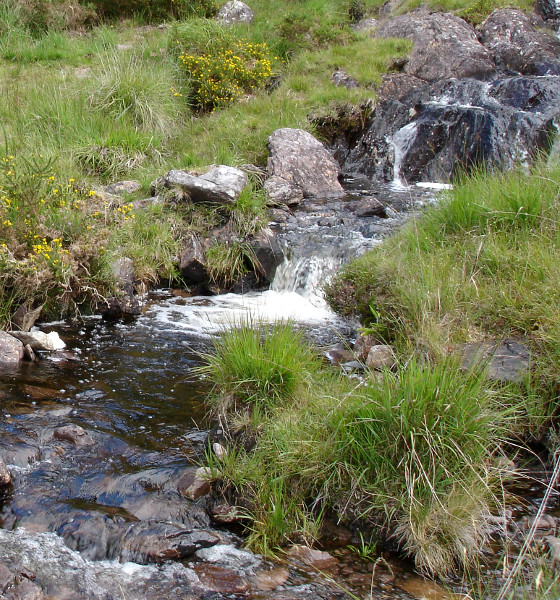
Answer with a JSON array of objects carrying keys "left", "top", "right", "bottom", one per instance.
[{"left": 390, "top": 122, "right": 418, "bottom": 189}]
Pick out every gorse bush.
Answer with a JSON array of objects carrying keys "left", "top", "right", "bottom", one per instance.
[{"left": 178, "top": 38, "right": 275, "bottom": 111}]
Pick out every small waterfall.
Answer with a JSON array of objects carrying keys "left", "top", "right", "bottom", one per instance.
[{"left": 390, "top": 122, "right": 418, "bottom": 189}]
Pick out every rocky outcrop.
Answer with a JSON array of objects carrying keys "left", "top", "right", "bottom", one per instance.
[
  {"left": 267, "top": 128, "right": 344, "bottom": 198},
  {"left": 216, "top": 0, "right": 254, "bottom": 25},
  {"left": 479, "top": 9, "right": 560, "bottom": 75},
  {"left": 0, "top": 332, "right": 24, "bottom": 367},
  {"left": 337, "top": 75, "right": 560, "bottom": 183},
  {"left": 375, "top": 11, "right": 496, "bottom": 81},
  {"left": 164, "top": 166, "right": 248, "bottom": 205}
]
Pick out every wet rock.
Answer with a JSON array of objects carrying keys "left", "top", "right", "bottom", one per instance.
[
  {"left": 0, "top": 332, "right": 24, "bottom": 367},
  {"left": 105, "top": 181, "right": 141, "bottom": 196},
  {"left": 252, "top": 567, "right": 290, "bottom": 592},
  {"left": 353, "top": 334, "right": 377, "bottom": 362},
  {"left": 216, "top": 0, "right": 254, "bottom": 25},
  {"left": 366, "top": 345, "right": 395, "bottom": 370},
  {"left": 102, "top": 257, "right": 141, "bottom": 317},
  {"left": 112, "top": 257, "right": 136, "bottom": 297},
  {"left": 376, "top": 73, "right": 425, "bottom": 103},
  {"left": 180, "top": 236, "right": 208, "bottom": 283},
  {"left": 324, "top": 348, "right": 354, "bottom": 366},
  {"left": 9, "top": 331, "right": 65, "bottom": 352},
  {"left": 331, "top": 70, "right": 358, "bottom": 89},
  {"left": 375, "top": 11, "right": 495, "bottom": 81},
  {"left": 341, "top": 360, "right": 365, "bottom": 373},
  {"left": 116, "top": 522, "right": 220, "bottom": 563},
  {"left": 209, "top": 503, "right": 244, "bottom": 525},
  {"left": 538, "top": 0, "right": 559, "bottom": 19},
  {"left": 23, "top": 345, "right": 36, "bottom": 362},
  {"left": 193, "top": 563, "right": 249, "bottom": 594},
  {"left": 461, "top": 339, "right": 530, "bottom": 383},
  {"left": 268, "top": 129, "right": 344, "bottom": 199},
  {"left": 264, "top": 175, "right": 304, "bottom": 206},
  {"left": 1, "top": 444, "right": 40, "bottom": 468},
  {"left": 287, "top": 545, "right": 339, "bottom": 570},
  {"left": 53, "top": 425, "right": 94, "bottom": 446},
  {"left": 165, "top": 166, "right": 248, "bottom": 205},
  {"left": 0, "top": 456, "right": 11, "bottom": 487},
  {"left": 11, "top": 303, "right": 43, "bottom": 333},
  {"left": 354, "top": 197, "right": 386, "bottom": 217},
  {"left": 21, "top": 385, "right": 61, "bottom": 401},
  {"left": 248, "top": 227, "right": 284, "bottom": 282},
  {"left": 184, "top": 467, "right": 216, "bottom": 501},
  {"left": 339, "top": 75, "right": 560, "bottom": 183},
  {"left": 479, "top": 9, "right": 560, "bottom": 76}
]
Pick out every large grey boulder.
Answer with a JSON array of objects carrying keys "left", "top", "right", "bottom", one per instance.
[
  {"left": 267, "top": 128, "right": 344, "bottom": 198},
  {"left": 479, "top": 9, "right": 560, "bottom": 76},
  {"left": 0, "top": 332, "right": 23, "bottom": 367},
  {"left": 263, "top": 175, "right": 303, "bottom": 206},
  {"left": 165, "top": 166, "right": 248, "bottom": 205},
  {"left": 216, "top": 0, "right": 254, "bottom": 25},
  {"left": 375, "top": 11, "right": 496, "bottom": 81}
]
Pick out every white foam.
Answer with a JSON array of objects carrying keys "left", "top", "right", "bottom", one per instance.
[{"left": 415, "top": 182, "right": 453, "bottom": 190}]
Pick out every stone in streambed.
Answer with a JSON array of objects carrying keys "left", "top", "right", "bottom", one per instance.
[
  {"left": 53, "top": 425, "right": 94, "bottom": 446},
  {"left": 0, "top": 456, "right": 11, "bottom": 487},
  {"left": 9, "top": 331, "right": 65, "bottom": 352},
  {"left": 268, "top": 128, "right": 344, "bottom": 199},
  {"left": 0, "top": 332, "right": 23, "bottom": 367},
  {"left": 263, "top": 175, "right": 303, "bottom": 206},
  {"left": 193, "top": 563, "right": 249, "bottom": 594},
  {"left": 287, "top": 545, "right": 339, "bottom": 570}
]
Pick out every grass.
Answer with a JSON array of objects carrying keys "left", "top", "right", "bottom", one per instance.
[{"left": 203, "top": 328, "right": 515, "bottom": 574}]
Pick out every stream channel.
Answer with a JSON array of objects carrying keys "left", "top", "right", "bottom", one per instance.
[{"left": 0, "top": 182, "right": 490, "bottom": 600}]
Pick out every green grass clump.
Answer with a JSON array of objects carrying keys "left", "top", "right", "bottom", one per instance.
[
  {"left": 201, "top": 322, "right": 324, "bottom": 411},
  {"left": 205, "top": 330, "right": 512, "bottom": 574}
]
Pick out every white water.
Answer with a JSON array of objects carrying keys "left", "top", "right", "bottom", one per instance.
[{"left": 390, "top": 121, "right": 418, "bottom": 189}]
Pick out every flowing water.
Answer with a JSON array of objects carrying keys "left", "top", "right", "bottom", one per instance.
[{"left": 0, "top": 185, "right": 470, "bottom": 600}]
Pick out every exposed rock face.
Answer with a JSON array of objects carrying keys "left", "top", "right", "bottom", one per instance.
[
  {"left": 216, "top": 0, "right": 254, "bottom": 25},
  {"left": 263, "top": 175, "right": 303, "bottom": 206},
  {"left": 268, "top": 128, "right": 344, "bottom": 198},
  {"left": 9, "top": 331, "right": 65, "bottom": 352},
  {"left": 479, "top": 9, "right": 560, "bottom": 75},
  {"left": 338, "top": 75, "right": 560, "bottom": 183},
  {"left": 165, "top": 166, "right": 248, "bottom": 205},
  {"left": 461, "top": 339, "right": 530, "bottom": 383},
  {"left": 179, "top": 236, "right": 208, "bottom": 283},
  {"left": 375, "top": 11, "right": 496, "bottom": 81},
  {"left": 0, "top": 332, "right": 24, "bottom": 367}
]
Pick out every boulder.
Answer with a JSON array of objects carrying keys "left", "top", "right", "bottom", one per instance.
[
  {"left": 11, "top": 302, "right": 43, "bottom": 332},
  {"left": 0, "top": 456, "right": 11, "bottom": 487},
  {"left": 105, "top": 180, "right": 141, "bottom": 196},
  {"left": 366, "top": 345, "right": 395, "bottom": 370},
  {"left": 331, "top": 69, "right": 359, "bottom": 89},
  {"left": 0, "top": 332, "right": 24, "bottom": 367},
  {"left": 268, "top": 128, "right": 344, "bottom": 198},
  {"left": 165, "top": 166, "right": 248, "bottom": 205},
  {"left": 101, "top": 257, "right": 141, "bottom": 317},
  {"left": 375, "top": 11, "right": 496, "bottom": 81},
  {"left": 179, "top": 236, "right": 208, "bottom": 283},
  {"left": 287, "top": 545, "right": 339, "bottom": 570},
  {"left": 216, "top": 0, "right": 254, "bottom": 25},
  {"left": 184, "top": 466, "right": 217, "bottom": 501},
  {"left": 112, "top": 256, "right": 135, "bottom": 296},
  {"left": 53, "top": 425, "right": 94, "bottom": 446},
  {"left": 461, "top": 339, "right": 530, "bottom": 383},
  {"left": 9, "top": 330, "right": 65, "bottom": 352},
  {"left": 479, "top": 9, "right": 560, "bottom": 76},
  {"left": 263, "top": 175, "right": 304, "bottom": 206},
  {"left": 354, "top": 196, "right": 387, "bottom": 217},
  {"left": 248, "top": 228, "right": 284, "bottom": 282}
]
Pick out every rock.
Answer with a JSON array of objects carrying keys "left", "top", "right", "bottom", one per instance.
[
  {"left": 0, "top": 332, "right": 24, "bottom": 367},
  {"left": 252, "top": 567, "right": 290, "bottom": 592},
  {"left": 353, "top": 17, "right": 378, "bottom": 32},
  {"left": 479, "top": 9, "right": 560, "bottom": 76},
  {"left": 375, "top": 11, "right": 495, "bottom": 81},
  {"left": 263, "top": 175, "right": 304, "bottom": 206},
  {"left": 130, "top": 196, "right": 162, "bottom": 211},
  {"left": 248, "top": 227, "right": 284, "bottom": 282},
  {"left": 545, "top": 536, "right": 560, "bottom": 565},
  {"left": 209, "top": 503, "right": 244, "bottom": 524},
  {"left": 331, "top": 69, "right": 358, "bottom": 88},
  {"left": 0, "top": 457, "right": 11, "bottom": 487},
  {"left": 366, "top": 345, "right": 395, "bottom": 370},
  {"left": 165, "top": 165, "right": 248, "bottom": 205},
  {"left": 53, "top": 425, "right": 94, "bottom": 446},
  {"left": 267, "top": 128, "right": 344, "bottom": 198},
  {"left": 105, "top": 181, "right": 142, "bottom": 196},
  {"left": 179, "top": 236, "right": 208, "bottom": 283},
  {"left": 287, "top": 545, "right": 339, "bottom": 570},
  {"left": 376, "top": 73, "right": 425, "bottom": 103},
  {"left": 11, "top": 302, "right": 43, "bottom": 332},
  {"left": 353, "top": 334, "right": 377, "bottom": 362},
  {"left": 112, "top": 257, "right": 135, "bottom": 296},
  {"left": 193, "top": 563, "right": 249, "bottom": 594},
  {"left": 116, "top": 522, "right": 220, "bottom": 563},
  {"left": 101, "top": 257, "right": 141, "bottom": 317},
  {"left": 23, "top": 344, "right": 36, "bottom": 362},
  {"left": 537, "top": 0, "right": 559, "bottom": 19},
  {"left": 461, "top": 339, "right": 530, "bottom": 383},
  {"left": 216, "top": 0, "right": 254, "bottom": 25},
  {"left": 184, "top": 467, "right": 217, "bottom": 501},
  {"left": 9, "top": 331, "right": 65, "bottom": 352},
  {"left": 324, "top": 348, "right": 354, "bottom": 366},
  {"left": 21, "top": 385, "right": 61, "bottom": 400},
  {"left": 339, "top": 75, "right": 560, "bottom": 184},
  {"left": 354, "top": 196, "right": 386, "bottom": 217}
]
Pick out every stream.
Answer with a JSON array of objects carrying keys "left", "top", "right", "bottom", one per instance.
[{"left": 0, "top": 183, "right": 514, "bottom": 600}]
